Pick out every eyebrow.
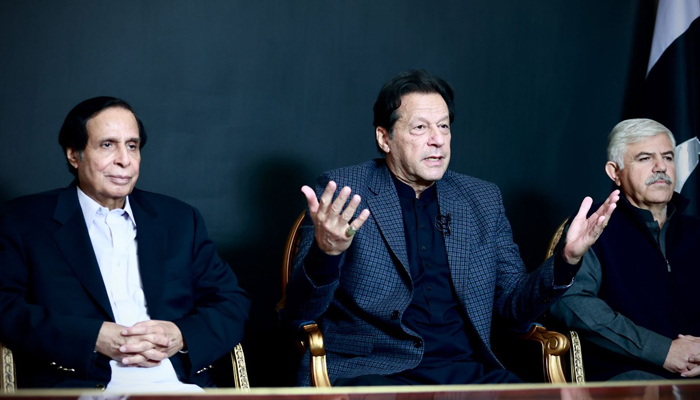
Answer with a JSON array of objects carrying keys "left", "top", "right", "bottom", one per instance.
[
  {"left": 634, "top": 150, "right": 674, "bottom": 158},
  {"left": 100, "top": 137, "right": 141, "bottom": 143}
]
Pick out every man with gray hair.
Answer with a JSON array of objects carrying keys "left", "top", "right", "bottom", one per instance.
[{"left": 549, "top": 118, "right": 700, "bottom": 381}]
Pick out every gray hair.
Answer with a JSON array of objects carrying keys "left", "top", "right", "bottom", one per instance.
[{"left": 607, "top": 118, "right": 675, "bottom": 169}]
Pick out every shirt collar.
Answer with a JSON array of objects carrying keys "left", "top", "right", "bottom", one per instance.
[
  {"left": 391, "top": 173, "right": 437, "bottom": 203},
  {"left": 623, "top": 195, "right": 676, "bottom": 226},
  {"left": 76, "top": 187, "right": 136, "bottom": 228}
]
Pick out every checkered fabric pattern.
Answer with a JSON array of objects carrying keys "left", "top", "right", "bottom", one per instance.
[{"left": 283, "top": 160, "right": 558, "bottom": 386}]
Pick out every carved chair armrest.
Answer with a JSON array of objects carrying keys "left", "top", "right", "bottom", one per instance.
[
  {"left": 519, "top": 324, "right": 570, "bottom": 384},
  {"left": 296, "top": 322, "right": 331, "bottom": 387},
  {"left": 0, "top": 342, "right": 16, "bottom": 393}
]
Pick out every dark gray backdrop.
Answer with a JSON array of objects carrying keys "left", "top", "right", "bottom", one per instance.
[{"left": 0, "top": 0, "right": 655, "bottom": 386}]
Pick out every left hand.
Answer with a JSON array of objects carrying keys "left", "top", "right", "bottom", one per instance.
[
  {"left": 119, "top": 320, "right": 185, "bottom": 366},
  {"left": 562, "top": 190, "right": 620, "bottom": 265}
]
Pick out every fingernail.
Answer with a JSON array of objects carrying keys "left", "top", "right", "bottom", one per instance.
[
  {"left": 122, "top": 358, "right": 129, "bottom": 364},
  {"left": 120, "top": 346, "right": 126, "bottom": 352}
]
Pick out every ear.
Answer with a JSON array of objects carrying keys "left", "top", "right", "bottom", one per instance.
[
  {"left": 66, "top": 148, "right": 80, "bottom": 170},
  {"left": 376, "top": 126, "right": 390, "bottom": 154},
  {"left": 605, "top": 161, "right": 621, "bottom": 186}
]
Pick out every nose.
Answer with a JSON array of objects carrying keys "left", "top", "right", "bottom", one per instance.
[
  {"left": 652, "top": 156, "right": 667, "bottom": 172},
  {"left": 114, "top": 144, "right": 130, "bottom": 167},
  {"left": 428, "top": 125, "right": 445, "bottom": 147}
]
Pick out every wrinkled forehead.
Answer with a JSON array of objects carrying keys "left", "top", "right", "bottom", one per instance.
[{"left": 625, "top": 133, "right": 674, "bottom": 156}]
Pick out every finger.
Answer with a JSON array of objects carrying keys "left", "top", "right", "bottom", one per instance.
[
  {"left": 573, "top": 196, "right": 593, "bottom": 222},
  {"left": 350, "top": 209, "right": 371, "bottom": 231},
  {"left": 341, "top": 195, "right": 361, "bottom": 222},
  {"left": 682, "top": 364, "right": 700, "bottom": 378},
  {"left": 329, "top": 186, "right": 351, "bottom": 216},
  {"left": 120, "top": 341, "right": 155, "bottom": 354},
  {"left": 138, "top": 348, "right": 169, "bottom": 362},
  {"left": 301, "top": 186, "right": 320, "bottom": 214},
  {"left": 121, "top": 326, "right": 149, "bottom": 336},
  {"left": 317, "top": 181, "right": 337, "bottom": 216},
  {"left": 122, "top": 354, "right": 161, "bottom": 367}
]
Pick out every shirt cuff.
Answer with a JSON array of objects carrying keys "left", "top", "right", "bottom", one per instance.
[
  {"left": 303, "top": 241, "right": 342, "bottom": 286},
  {"left": 553, "top": 250, "right": 581, "bottom": 288}
]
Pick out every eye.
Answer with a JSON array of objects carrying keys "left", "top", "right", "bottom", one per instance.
[
  {"left": 638, "top": 156, "right": 650, "bottom": 162},
  {"left": 664, "top": 155, "right": 674, "bottom": 161},
  {"left": 101, "top": 142, "right": 112, "bottom": 149},
  {"left": 127, "top": 143, "right": 138, "bottom": 150}
]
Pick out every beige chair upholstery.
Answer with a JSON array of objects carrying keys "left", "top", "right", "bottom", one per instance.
[
  {"left": 546, "top": 218, "right": 585, "bottom": 385},
  {"left": 280, "top": 211, "right": 571, "bottom": 385}
]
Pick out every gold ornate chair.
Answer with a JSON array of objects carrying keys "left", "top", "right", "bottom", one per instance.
[
  {"left": 0, "top": 341, "right": 249, "bottom": 392},
  {"left": 0, "top": 342, "right": 16, "bottom": 393},
  {"left": 279, "top": 211, "right": 571, "bottom": 385},
  {"left": 546, "top": 218, "right": 586, "bottom": 385}
]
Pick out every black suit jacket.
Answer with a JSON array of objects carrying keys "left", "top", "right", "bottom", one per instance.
[{"left": 0, "top": 184, "right": 250, "bottom": 388}]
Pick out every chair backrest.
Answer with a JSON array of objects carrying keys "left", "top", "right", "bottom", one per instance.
[
  {"left": 544, "top": 217, "right": 586, "bottom": 385},
  {"left": 0, "top": 342, "right": 16, "bottom": 393},
  {"left": 277, "top": 211, "right": 331, "bottom": 387},
  {"left": 546, "top": 218, "right": 569, "bottom": 259},
  {"left": 277, "top": 211, "right": 306, "bottom": 311}
]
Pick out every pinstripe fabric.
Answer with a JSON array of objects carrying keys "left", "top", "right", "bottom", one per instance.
[{"left": 283, "top": 159, "right": 561, "bottom": 386}]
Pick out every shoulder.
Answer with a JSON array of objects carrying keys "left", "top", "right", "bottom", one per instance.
[
  {"left": 129, "top": 188, "right": 197, "bottom": 213},
  {"left": 315, "top": 159, "right": 385, "bottom": 193},
  {"left": 440, "top": 170, "right": 502, "bottom": 203},
  {"left": 1, "top": 187, "right": 65, "bottom": 217},
  {"left": 322, "top": 159, "right": 382, "bottom": 180}
]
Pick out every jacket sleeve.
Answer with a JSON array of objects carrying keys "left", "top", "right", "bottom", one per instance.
[
  {"left": 171, "top": 208, "right": 251, "bottom": 375},
  {"left": 548, "top": 248, "right": 671, "bottom": 367},
  {"left": 281, "top": 172, "right": 345, "bottom": 324},
  {"left": 0, "top": 207, "right": 105, "bottom": 378},
  {"left": 491, "top": 189, "right": 571, "bottom": 325}
]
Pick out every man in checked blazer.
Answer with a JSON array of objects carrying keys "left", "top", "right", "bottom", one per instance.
[{"left": 283, "top": 70, "right": 619, "bottom": 385}]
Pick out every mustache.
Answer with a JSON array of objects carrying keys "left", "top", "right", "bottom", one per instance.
[{"left": 645, "top": 172, "right": 673, "bottom": 186}]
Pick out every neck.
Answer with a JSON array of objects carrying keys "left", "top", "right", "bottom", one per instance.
[{"left": 627, "top": 195, "right": 668, "bottom": 227}]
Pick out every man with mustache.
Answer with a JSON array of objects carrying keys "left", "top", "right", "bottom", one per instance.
[
  {"left": 0, "top": 97, "right": 250, "bottom": 390},
  {"left": 283, "top": 70, "right": 619, "bottom": 385},
  {"left": 549, "top": 119, "right": 700, "bottom": 381}
]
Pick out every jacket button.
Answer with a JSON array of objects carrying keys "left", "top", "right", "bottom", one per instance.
[
  {"left": 95, "top": 383, "right": 106, "bottom": 390},
  {"left": 390, "top": 310, "right": 400, "bottom": 320},
  {"left": 414, "top": 338, "right": 423, "bottom": 348}
]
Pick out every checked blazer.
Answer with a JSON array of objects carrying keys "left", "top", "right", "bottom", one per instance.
[{"left": 283, "top": 159, "right": 566, "bottom": 385}]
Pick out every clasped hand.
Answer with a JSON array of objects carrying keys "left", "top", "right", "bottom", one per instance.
[
  {"left": 95, "top": 320, "right": 184, "bottom": 367},
  {"left": 301, "top": 181, "right": 370, "bottom": 255}
]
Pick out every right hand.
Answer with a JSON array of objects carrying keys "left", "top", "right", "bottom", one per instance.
[
  {"left": 301, "top": 181, "right": 370, "bottom": 256},
  {"left": 664, "top": 334, "right": 700, "bottom": 377},
  {"left": 95, "top": 322, "right": 171, "bottom": 367}
]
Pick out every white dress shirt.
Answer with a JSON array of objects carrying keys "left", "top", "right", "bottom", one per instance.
[{"left": 77, "top": 188, "right": 202, "bottom": 393}]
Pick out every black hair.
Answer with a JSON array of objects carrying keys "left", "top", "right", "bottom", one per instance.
[
  {"left": 58, "top": 96, "right": 147, "bottom": 177},
  {"left": 372, "top": 69, "right": 455, "bottom": 153}
]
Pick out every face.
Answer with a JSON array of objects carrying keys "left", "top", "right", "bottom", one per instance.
[
  {"left": 67, "top": 107, "right": 141, "bottom": 210},
  {"left": 606, "top": 134, "right": 675, "bottom": 210},
  {"left": 376, "top": 92, "right": 451, "bottom": 196}
]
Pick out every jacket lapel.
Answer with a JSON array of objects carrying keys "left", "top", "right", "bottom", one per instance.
[
  {"left": 52, "top": 185, "right": 114, "bottom": 321},
  {"left": 128, "top": 190, "right": 168, "bottom": 318},
  {"left": 436, "top": 177, "right": 472, "bottom": 309},
  {"left": 366, "top": 164, "right": 411, "bottom": 279}
]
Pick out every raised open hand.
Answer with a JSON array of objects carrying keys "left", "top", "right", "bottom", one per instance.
[
  {"left": 562, "top": 190, "right": 620, "bottom": 264},
  {"left": 301, "top": 181, "right": 370, "bottom": 256}
]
